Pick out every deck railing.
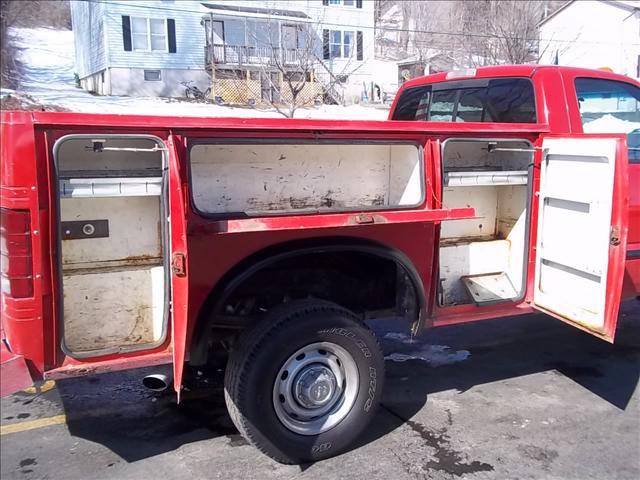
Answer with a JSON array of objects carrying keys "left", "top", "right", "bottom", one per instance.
[{"left": 205, "top": 44, "right": 303, "bottom": 67}]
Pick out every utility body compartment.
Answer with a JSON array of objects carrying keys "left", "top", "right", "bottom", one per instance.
[
  {"left": 0, "top": 110, "right": 633, "bottom": 401},
  {"left": 1, "top": 64, "right": 637, "bottom": 464}
]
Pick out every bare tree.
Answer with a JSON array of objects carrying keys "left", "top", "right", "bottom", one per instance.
[
  {"left": 375, "top": 0, "right": 569, "bottom": 68},
  {"left": 207, "top": 16, "right": 365, "bottom": 118}
]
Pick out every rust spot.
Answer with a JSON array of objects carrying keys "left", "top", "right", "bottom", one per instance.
[
  {"left": 348, "top": 214, "right": 388, "bottom": 225},
  {"left": 122, "top": 254, "right": 162, "bottom": 266}
]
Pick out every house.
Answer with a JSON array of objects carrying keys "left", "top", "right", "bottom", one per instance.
[
  {"left": 70, "top": 0, "right": 375, "bottom": 103},
  {"left": 538, "top": 0, "right": 640, "bottom": 79}
]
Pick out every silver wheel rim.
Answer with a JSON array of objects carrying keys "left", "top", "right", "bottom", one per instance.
[{"left": 273, "top": 341, "right": 359, "bottom": 436}]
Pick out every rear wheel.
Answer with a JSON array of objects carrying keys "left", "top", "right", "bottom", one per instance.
[{"left": 224, "top": 300, "right": 384, "bottom": 464}]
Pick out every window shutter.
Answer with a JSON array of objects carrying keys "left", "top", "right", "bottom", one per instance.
[
  {"left": 322, "top": 0, "right": 329, "bottom": 5},
  {"left": 356, "top": 0, "right": 362, "bottom": 8},
  {"left": 122, "top": 15, "right": 132, "bottom": 51},
  {"left": 167, "top": 19, "right": 177, "bottom": 53},
  {"left": 356, "top": 31, "right": 363, "bottom": 60},
  {"left": 323, "top": 29, "right": 330, "bottom": 60}
]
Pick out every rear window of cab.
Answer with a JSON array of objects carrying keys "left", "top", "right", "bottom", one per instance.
[{"left": 391, "top": 77, "right": 536, "bottom": 123}]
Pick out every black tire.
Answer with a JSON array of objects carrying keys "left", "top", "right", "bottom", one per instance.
[{"left": 224, "top": 300, "right": 384, "bottom": 464}]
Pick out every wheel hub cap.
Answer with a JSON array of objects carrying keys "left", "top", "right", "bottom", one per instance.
[
  {"left": 294, "top": 365, "right": 337, "bottom": 408},
  {"left": 273, "top": 341, "right": 359, "bottom": 436}
]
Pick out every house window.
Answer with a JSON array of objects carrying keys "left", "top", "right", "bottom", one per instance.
[
  {"left": 131, "top": 17, "right": 167, "bottom": 51},
  {"left": 150, "top": 19, "right": 167, "bottom": 51},
  {"left": 330, "top": 30, "right": 341, "bottom": 58},
  {"left": 144, "top": 69, "right": 162, "bottom": 81},
  {"left": 343, "top": 31, "right": 354, "bottom": 57},
  {"left": 325, "top": 0, "right": 361, "bottom": 6},
  {"left": 323, "top": 29, "right": 362, "bottom": 59}
]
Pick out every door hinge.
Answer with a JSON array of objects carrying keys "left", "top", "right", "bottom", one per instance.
[
  {"left": 610, "top": 225, "right": 621, "bottom": 246},
  {"left": 171, "top": 252, "right": 187, "bottom": 277}
]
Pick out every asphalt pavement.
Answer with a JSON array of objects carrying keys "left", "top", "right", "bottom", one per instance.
[{"left": 1, "top": 300, "right": 639, "bottom": 480}]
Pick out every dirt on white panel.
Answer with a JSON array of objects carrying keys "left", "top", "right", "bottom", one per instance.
[
  {"left": 61, "top": 196, "right": 162, "bottom": 268},
  {"left": 63, "top": 265, "right": 165, "bottom": 352},
  {"left": 190, "top": 143, "right": 421, "bottom": 214},
  {"left": 440, "top": 186, "right": 498, "bottom": 239}
]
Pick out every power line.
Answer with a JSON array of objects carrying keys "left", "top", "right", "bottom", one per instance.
[{"left": 79, "top": 0, "right": 638, "bottom": 46}]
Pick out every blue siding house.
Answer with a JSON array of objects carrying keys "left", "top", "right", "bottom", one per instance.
[
  {"left": 71, "top": 0, "right": 210, "bottom": 97},
  {"left": 71, "top": 0, "right": 375, "bottom": 101}
]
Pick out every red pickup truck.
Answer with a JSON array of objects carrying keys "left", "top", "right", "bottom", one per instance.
[{"left": 1, "top": 65, "right": 638, "bottom": 463}]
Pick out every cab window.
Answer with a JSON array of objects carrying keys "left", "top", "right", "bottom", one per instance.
[
  {"left": 575, "top": 77, "right": 640, "bottom": 163},
  {"left": 391, "top": 77, "right": 536, "bottom": 123}
]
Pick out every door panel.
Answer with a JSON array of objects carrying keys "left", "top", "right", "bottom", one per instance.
[
  {"left": 533, "top": 136, "right": 628, "bottom": 340},
  {"left": 167, "top": 135, "right": 189, "bottom": 399}
]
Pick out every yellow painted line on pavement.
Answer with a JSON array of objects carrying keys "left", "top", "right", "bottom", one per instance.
[
  {"left": 0, "top": 414, "right": 67, "bottom": 436},
  {"left": 21, "top": 380, "right": 57, "bottom": 395}
]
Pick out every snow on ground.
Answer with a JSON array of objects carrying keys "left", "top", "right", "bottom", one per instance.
[
  {"left": 382, "top": 332, "right": 471, "bottom": 366},
  {"left": 9, "top": 27, "right": 389, "bottom": 120}
]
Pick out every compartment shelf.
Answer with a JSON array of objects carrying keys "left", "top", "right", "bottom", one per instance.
[
  {"left": 444, "top": 170, "right": 528, "bottom": 187},
  {"left": 59, "top": 177, "right": 162, "bottom": 198}
]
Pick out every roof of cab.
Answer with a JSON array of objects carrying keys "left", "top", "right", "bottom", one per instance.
[{"left": 398, "top": 64, "right": 639, "bottom": 91}]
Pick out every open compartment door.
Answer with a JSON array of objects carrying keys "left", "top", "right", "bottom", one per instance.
[
  {"left": 533, "top": 135, "right": 629, "bottom": 341},
  {"left": 167, "top": 135, "right": 189, "bottom": 399}
]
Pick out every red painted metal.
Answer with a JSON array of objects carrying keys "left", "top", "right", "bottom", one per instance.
[
  {"left": 1, "top": 65, "right": 638, "bottom": 396},
  {"left": 44, "top": 351, "right": 172, "bottom": 380},
  {"left": 0, "top": 112, "right": 47, "bottom": 379},
  {"left": 0, "top": 340, "right": 33, "bottom": 396},
  {"left": 202, "top": 208, "right": 476, "bottom": 234},
  {"left": 167, "top": 134, "right": 190, "bottom": 399}
]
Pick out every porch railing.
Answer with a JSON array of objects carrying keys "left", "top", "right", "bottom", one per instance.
[{"left": 205, "top": 44, "right": 303, "bottom": 67}]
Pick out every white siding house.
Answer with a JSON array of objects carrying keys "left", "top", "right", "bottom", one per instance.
[
  {"left": 538, "top": 0, "right": 640, "bottom": 79},
  {"left": 71, "top": 0, "right": 375, "bottom": 100}
]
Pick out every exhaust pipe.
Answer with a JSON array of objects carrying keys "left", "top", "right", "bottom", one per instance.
[{"left": 142, "top": 373, "right": 171, "bottom": 392}]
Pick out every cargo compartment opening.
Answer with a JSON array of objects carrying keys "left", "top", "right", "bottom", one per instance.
[
  {"left": 439, "top": 139, "right": 533, "bottom": 306},
  {"left": 54, "top": 136, "right": 168, "bottom": 356},
  {"left": 189, "top": 141, "right": 424, "bottom": 216}
]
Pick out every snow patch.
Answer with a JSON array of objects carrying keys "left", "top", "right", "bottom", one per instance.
[
  {"left": 385, "top": 345, "right": 471, "bottom": 366},
  {"left": 383, "top": 332, "right": 471, "bottom": 366},
  {"left": 582, "top": 114, "right": 640, "bottom": 134},
  {"left": 383, "top": 332, "right": 415, "bottom": 343}
]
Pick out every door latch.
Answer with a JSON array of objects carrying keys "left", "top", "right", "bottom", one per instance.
[
  {"left": 610, "top": 225, "right": 621, "bottom": 246},
  {"left": 172, "top": 252, "right": 187, "bottom": 277}
]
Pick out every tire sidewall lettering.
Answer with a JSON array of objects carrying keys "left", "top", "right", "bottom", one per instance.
[{"left": 319, "top": 327, "right": 372, "bottom": 358}]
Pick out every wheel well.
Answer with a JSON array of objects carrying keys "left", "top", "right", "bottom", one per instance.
[{"left": 189, "top": 238, "right": 425, "bottom": 366}]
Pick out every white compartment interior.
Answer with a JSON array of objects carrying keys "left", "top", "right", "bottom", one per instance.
[
  {"left": 56, "top": 138, "right": 166, "bottom": 354},
  {"left": 439, "top": 139, "right": 532, "bottom": 306},
  {"left": 190, "top": 143, "right": 423, "bottom": 215}
]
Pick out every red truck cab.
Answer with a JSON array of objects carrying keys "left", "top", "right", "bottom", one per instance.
[{"left": 1, "top": 65, "right": 638, "bottom": 463}]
